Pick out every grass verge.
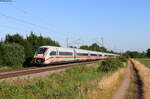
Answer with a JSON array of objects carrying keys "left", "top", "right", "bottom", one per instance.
[
  {"left": 126, "top": 62, "right": 138, "bottom": 99},
  {"left": 137, "top": 58, "right": 150, "bottom": 68},
  {"left": 0, "top": 58, "right": 127, "bottom": 99},
  {"left": 132, "top": 59, "right": 150, "bottom": 99},
  {"left": 0, "top": 66, "right": 12, "bottom": 70},
  {"left": 0, "top": 64, "right": 106, "bottom": 99},
  {"left": 81, "top": 67, "right": 126, "bottom": 99}
]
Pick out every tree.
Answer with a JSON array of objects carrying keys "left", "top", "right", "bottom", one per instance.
[
  {"left": 0, "top": 42, "right": 3, "bottom": 65},
  {"left": 89, "top": 43, "right": 100, "bottom": 51},
  {"left": 147, "top": 48, "right": 150, "bottom": 57},
  {"left": 4, "top": 33, "right": 60, "bottom": 67},
  {"left": 5, "top": 33, "right": 32, "bottom": 58},
  {"left": 5, "top": 33, "right": 24, "bottom": 44},
  {"left": 4, "top": 34, "right": 33, "bottom": 66},
  {"left": 99, "top": 46, "right": 107, "bottom": 52},
  {"left": 69, "top": 46, "right": 77, "bottom": 48},
  {"left": 80, "top": 45, "right": 89, "bottom": 50},
  {"left": 27, "top": 32, "right": 60, "bottom": 54},
  {"left": 79, "top": 43, "right": 108, "bottom": 52},
  {"left": 123, "top": 51, "right": 146, "bottom": 58},
  {"left": 1, "top": 43, "right": 25, "bottom": 68},
  {"left": 89, "top": 43, "right": 107, "bottom": 52}
]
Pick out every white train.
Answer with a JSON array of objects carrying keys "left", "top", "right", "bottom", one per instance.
[{"left": 34, "top": 46, "right": 118, "bottom": 64}]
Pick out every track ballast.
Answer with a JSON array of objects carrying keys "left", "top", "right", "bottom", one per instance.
[{"left": 0, "top": 61, "right": 98, "bottom": 81}]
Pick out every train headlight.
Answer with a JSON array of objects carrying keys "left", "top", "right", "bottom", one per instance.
[{"left": 36, "top": 58, "right": 44, "bottom": 63}]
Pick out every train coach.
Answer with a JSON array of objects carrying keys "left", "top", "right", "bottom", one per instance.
[{"left": 34, "top": 46, "right": 118, "bottom": 65}]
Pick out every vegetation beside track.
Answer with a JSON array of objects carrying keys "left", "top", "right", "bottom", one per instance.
[
  {"left": 0, "top": 33, "right": 60, "bottom": 68},
  {"left": 98, "top": 56, "right": 127, "bottom": 73},
  {"left": 137, "top": 58, "right": 150, "bottom": 68},
  {"left": 131, "top": 60, "right": 150, "bottom": 99},
  {"left": 0, "top": 58, "right": 127, "bottom": 99},
  {"left": 0, "top": 33, "right": 114, "bottom": 68},
  {"left": 0, "top": 66, "right": 11, "bottom": 70},
  {"left": 0, "top": 64, "right": 105, "bottom": 99},
  {"left": 126, "top": 62, "right": 139, "bottom": 99},
  {"left": 82, "top": 67, "right": 126, "bottom": 99}
]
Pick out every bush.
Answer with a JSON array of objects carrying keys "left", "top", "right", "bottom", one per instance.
[
  {"left": 0, "top": 43, "right": 25, "bottom": 68},
  {"left": 116, "top": 56, "right": 127, "bottom": 62},
  {"left": 4, "top": 33, "right": 60, "bottom": 67},
  {"left": 0, "top": 43, "right": 3, "bottom": 65},
  {"left": 98, "top": 58, "right": 124, "bottom": 72},
  {"left": 0, "top": 65, "right": 105, "bottom": 98}
]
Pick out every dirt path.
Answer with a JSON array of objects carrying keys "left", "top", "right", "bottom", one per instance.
[
  {"left": 112, "top": 61, "right": 131, "bottom": 99},
  {"left": 131, "top": 60, "right": 144, "bottom": 99}
]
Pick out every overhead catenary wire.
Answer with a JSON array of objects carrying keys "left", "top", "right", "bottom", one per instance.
[
  {"left": 0, "top": 25, "right": 41, "bottom": 39},
  {"left": 0, "top": 24, "right": 30, "bottom": 32},
  {"left": 9, "top": 4, "right": 78, "bottom": 41},
  {"left": 0, "top": 2, "right": 60, "bottom": 35},
  {"left": 0, "top": 12, "right": 53, "bottom": 31},
  {"left": 0, "top": 12, "right": 67, "bottom": 41},
  {"left": 0, "top": 3, "right": 79, "bottom": 41},
  {"left": 10, "top": 4, "right": 55, "bottom": 28},
  {"left": 0, "top": 12, "right": 67, "bottom": 46},
  {"left": 0, "top": 3, "right": 88, "bottom": 47},
  {"left": 8, "top": 3, "right": 64, "bottom": 37}
]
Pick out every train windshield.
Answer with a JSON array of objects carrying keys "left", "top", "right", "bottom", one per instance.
[{"left": 37, "top": 48, "right": 48, "bottom": 54}]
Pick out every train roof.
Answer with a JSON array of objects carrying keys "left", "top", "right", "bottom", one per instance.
[{"left": 39, "top": 46, "right": 117, "bottom": 55}]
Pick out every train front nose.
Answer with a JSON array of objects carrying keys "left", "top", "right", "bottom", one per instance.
[{"left": 35, "top": 58, "right": 45, "bottom": 64}]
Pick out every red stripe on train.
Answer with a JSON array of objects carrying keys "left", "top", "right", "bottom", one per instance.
[{"left": 44, "top": 56, "right": 107, "bottom": 61}]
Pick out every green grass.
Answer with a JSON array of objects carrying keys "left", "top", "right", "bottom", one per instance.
[
  {"left": 0, "top": 66, "right": 12, "bottom": 70},
  {"left": 126, "top": 66, "right": 137, "bottom": 99},
  {"left": 0, "top": 58, "right": 126, "bottom": 99},
  {"left": 137, "top": 58, "right": 150, "bottom": 68},
  {"left": 0, "top": 64, "right": 106, "bottom": 99}
]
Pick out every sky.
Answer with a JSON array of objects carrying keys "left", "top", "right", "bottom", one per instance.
[{"left": 0, "top": 0, "right": 150, "bottom": 52}]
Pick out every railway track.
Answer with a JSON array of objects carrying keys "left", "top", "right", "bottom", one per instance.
[{"left": 0, "top": 61, "right": 98, "bottom": 81}]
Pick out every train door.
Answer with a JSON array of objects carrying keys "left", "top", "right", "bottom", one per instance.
[
  {"left": 49, "top": 48, "right": 57, "bottom": 63},
  {"left": 88, "top": 52, "right": 90, "bottom": 60},
  {"left": 74, "top": 49, "right": 76, "bottom": 60},
  {"left": 55, "top": 48, "right": 59, "bottom": 62}
]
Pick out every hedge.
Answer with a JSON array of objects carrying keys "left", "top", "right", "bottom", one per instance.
[{"left": 0, "top": 43, "right": 25, "bottom": 68}]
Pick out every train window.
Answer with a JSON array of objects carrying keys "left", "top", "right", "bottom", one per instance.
[
  {"left": 98, "top": 54, "right": 102, "bottom": 56},
  {"left": 77, "top": 53, "right": 88, "bottom": 56},
  {"left": 50, "top": 51, "right": 57, "bottom": 56},
  {"left": 37, "top": 48, "right": 48, "bottom": 54},
  {"left": 90, "top": 54, "right": 97, "bottom": 56},
  {"left": 59, "top": 52, "right": 73, "bottom": 56}
]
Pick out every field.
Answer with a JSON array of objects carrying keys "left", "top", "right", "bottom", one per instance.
[
  {"left": 0, "top": 66, "right": 12, "bottom": 70},
  {"left": 0, "top": 64, "right": 106, "bottom": 99},
  {"left": 137, "top": 58, "right": 150, "bottom": 67},
  {"left": 131, "top": 60, "right": 150, "bottom": 99},
  {"left": 0, "top": 57, "right": 127, "bottom": 99}
]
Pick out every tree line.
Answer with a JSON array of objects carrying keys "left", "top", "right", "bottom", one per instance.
[
  {"left": 79, "top": 43, "right": 116, "bottom": 53},
  {"left": 122, "top": 49, "right": 150, "bottom": 58},
  {"left": 0, "top": 32, "right": 60, "bottom": 68},
  {"left": 0, "top": 33, "right": 111, "bottom": 68},
  {"left": 0, "top": 32, "right": 150, "bottom": 68}
]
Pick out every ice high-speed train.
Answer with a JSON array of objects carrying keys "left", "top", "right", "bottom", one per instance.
[{"left": 34, "top": 46, "right": 118, "bottom": 64}]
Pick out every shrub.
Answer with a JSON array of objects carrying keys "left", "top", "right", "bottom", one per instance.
[
  {"left": 1, "top": 43, "right": 25, "bottom": 68},
  {"left": 0, "top": 44, "right": 3, "bottom": 65},
  {"left": 117, "top": 56, "right": 127, "bottom": 62},
  {"left": 98, "top": 58, "right": 124, "bottom": 72}
]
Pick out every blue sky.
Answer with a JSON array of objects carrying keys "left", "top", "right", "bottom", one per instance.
[{"left": 0, "top": 0, "right": 150, "bottom": 52}]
